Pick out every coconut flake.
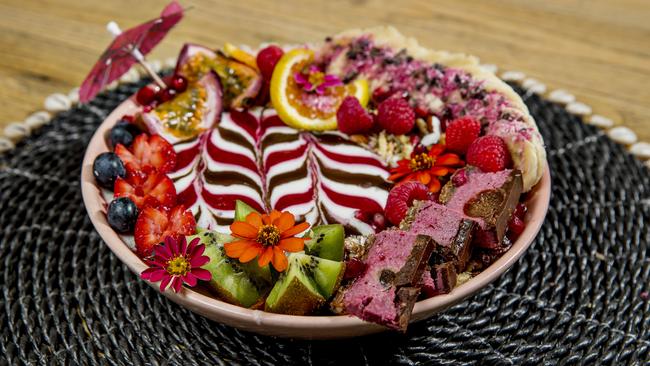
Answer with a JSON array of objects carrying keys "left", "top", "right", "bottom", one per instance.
[
  {"left": 588, "top": 114, "right": 614, "bottom": 128},
  {"left": 630, "top": 142, "right": 650, "bottom": 159},
  {"left": 566, "top": 102, "right": 592, "bottom": 116},
  {"left": 500, "top": 71, "right": 525, "bottom": 82},
  {"left": 24, "top": 111, "right": 51, "bottom": 129},
  {"left": 44, "top": 93, "right": 72, "bottom": 112},
  {"left": 547, "top": 89, "right": 575, "bottom": 104},
  {"left": 421, "top": 116, "right": 441, "bottom": 146},
  {"left": 607, "top": 126, "right": 637, "bottom": 145}
]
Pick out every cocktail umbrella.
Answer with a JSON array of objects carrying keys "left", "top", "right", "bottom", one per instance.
[{"left": 79, "top": 1, "right": 184, "bottom": 103}]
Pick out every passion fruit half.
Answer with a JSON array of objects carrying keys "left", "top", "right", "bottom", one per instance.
[
  {"left": 141, "top": 71, "right": 222, "bottom": 144},
  {"left": 175, "top": 43, "right": 262, "bottom": 109}
]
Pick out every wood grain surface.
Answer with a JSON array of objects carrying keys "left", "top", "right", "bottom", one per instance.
[{"left": 1, "top": 0, "right": 648, "bottom": 140}]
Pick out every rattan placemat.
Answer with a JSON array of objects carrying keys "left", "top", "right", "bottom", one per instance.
[{"left": 1, "top": 80, "right": 648, "bottom": 365}]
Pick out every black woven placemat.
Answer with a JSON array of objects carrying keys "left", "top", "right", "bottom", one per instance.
[{"left": 1, "top": 79, "right": 649, "bottom": 366}]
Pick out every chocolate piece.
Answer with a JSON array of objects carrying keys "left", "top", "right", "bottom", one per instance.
[
  {"left": 332, "top": 230, "right": 434, "bottom": 331},
  {"left": 440, "top": 168, "right": 523, "bottom": 243},
  {"left": 402, "top": 201, "right": 476, "bottom": 271},
  {"left": 419, "top": 262, "right": 458, "bottom": 298}
]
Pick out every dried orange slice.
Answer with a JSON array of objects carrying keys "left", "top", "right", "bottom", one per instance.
[{"left": 270, "top": 48, "right": 369, "bottom": 131}]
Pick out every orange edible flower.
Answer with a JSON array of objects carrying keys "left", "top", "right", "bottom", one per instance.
[
  {"left": 389, "top": 144, "right": 464, "bottom": 192},
  {"left": 224, "top": 210, "right": 310, "bottom": 272}
]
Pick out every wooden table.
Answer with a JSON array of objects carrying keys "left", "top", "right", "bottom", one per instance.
[{"left": 1, "top": 0, "right": 648, "bottom": 140}]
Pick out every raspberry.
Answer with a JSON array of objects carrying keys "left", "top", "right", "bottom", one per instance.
[
  {"left": 377, "top": 97, "right": 415, "bottom": 135},
  {"left": 256, "top": 45, "right": 284, "bottom": 80},
  {"left": 336, "top": 96, "right": 374, "bottom": 134},
  {"left": 384, "top": 181, "right": 430, "bottom": 226},
  {"left": 445, "top": 117, "right": 481, "bottom": 154},
  {"left": 466, "top": 135, "right": 512, "bottom": 172}
]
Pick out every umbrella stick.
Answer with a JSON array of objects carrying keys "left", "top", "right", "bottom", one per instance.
[{"left": 106, "top": 21, "right": 167, "bottom": 89}]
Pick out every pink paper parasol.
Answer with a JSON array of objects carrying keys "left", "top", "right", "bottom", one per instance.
[{"left": 79, "top": 1, "right": 184, "bottom": 103}]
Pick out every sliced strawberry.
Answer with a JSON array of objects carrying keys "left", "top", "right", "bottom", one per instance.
[
  {"left": 113, "top": 171, "right": 176, "bottom": 209},
  {"left": 115, "top": 134, "right": 177, "bottom": 174},
  {"left": 134, "top": 205, "right": 196, "bottom": 257}
]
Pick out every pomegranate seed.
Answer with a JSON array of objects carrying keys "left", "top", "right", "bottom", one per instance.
[
  {"left": 354, "top": 210, "right": 371, "bottom": 223},
  {"left": 508, "top": 215, "right": 526, "bottom": 238},
  {"left": 157, "top": 88, "right": 176, "bottom": 103},
  {"left": 142, "top": 105, "right": 153, "bottom": 113},
  {"left": 372, "top": 212, "right": 386, "bottom": 231},
  {"left": 412, "top": 144, "right": 428, "bottom": 156},
  {"left": 121, "top": 115, "right": 135, "bottom": 122},
  {"left": 414, "top": 105, "right": 430, "bottom": 118},
  {"left": 343, "top": 258, "right": 367, "bottom": 280},
  {"left": 136, "top": 86, "right": 159, "bottom": 106},
  {"left": 452, "top": 169, "right": 468, "bottom": 187},
  {"left": 372, "top": 86, "right": 393, "bottom": 103},
  {"left": 170, "top": 75, "right": 188, "bottom": 92},
  {"left": 514, "top": 203, "right": 527, "bottom": 219}
]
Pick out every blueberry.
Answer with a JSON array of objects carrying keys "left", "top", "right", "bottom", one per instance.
[
  {"left": 109, "top": 126, "right": 134, "bottom": 148},
  {"left": 93, "top": 152, "right": 126, "bottom": 189},
  {"left": 107, "top": 197, "right": 139, "bottom": 233},
  {"left": 116, "top": 119, "right": 141, "bottom": 136}
]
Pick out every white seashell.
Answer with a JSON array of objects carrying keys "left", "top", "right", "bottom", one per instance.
[
  {"left": 3, "top": 122, "right": 30, "bottom": 142},
  {"left": 480, "top": 64, "right": 498, "bottom": 74},
  {"left": 527, "top": 83, "right": 547, "bottom": 95},
  {"left": 149, "top": 59, "right": 162, "bottom": 73},
  {"left": 629, "top": 142, "right": 650, "bottom": 159},
  {"left": 67, "top": 87, "right": 80, "bottom": 104},
  {"left": 164, "top": 57, "right": 177, "bottom": 69},
  {"left": 421, "top": 116, "right": 441, "bottom": 146},
  {"left": 24, "top": 111, "right": 51, "bottom": 129},
  {"left": 547, "top": 89, "right": 575, "bottom": 104},
  {"left": 500, "top": 70, "right": 525, "bottom": 82},
  {"left": 44, "top": 93, "right": 72, "bottom": 112},
  {"left": 119, "top": 68, "right": 140, "bottom": 83},
  {"left": 0, "top": 136, "right": 15, "bottom": 152},
  {"left": 588, "top": 114, "right": 614, "bottom": 128},
  {"left": 106, "top": 80, "right": 119, "bottom": 90},
  {"left": 566, "top": 102, "right": 592, "bottom": 116},
  {"left": 238, "top": 44, "right": 255, "bottom": 54},
  {"left": 607, "top": 126, "right": 637, "bottom": 145}
]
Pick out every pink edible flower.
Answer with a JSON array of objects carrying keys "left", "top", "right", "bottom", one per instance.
[
  {"left": 140, "top": 236, "right": 212, "bottom": 293},
  {"left": 294, "top": 65, "right": 342, "bottom": 95}
]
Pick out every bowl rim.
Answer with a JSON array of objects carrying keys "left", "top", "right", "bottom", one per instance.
[{"left": 81, "top": 96, "right": 551, "bottom": 337}]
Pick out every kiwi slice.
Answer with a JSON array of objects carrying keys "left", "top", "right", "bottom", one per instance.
[
  {"left": 234, "top": 200, "right": 258, "bottom": 222},
  {"left": 304, "top": 224, "right": 345, "bottom": 261},
  {"left": 265, "top": 253, "right": 345, "bottom": 315},
  {"left": 188, "top": 231, "right": 271, "bottom": 308}
]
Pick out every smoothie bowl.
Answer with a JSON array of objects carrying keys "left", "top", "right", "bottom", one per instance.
[{"left": 81, "top": 26, "right": 550, "bottom": 339}]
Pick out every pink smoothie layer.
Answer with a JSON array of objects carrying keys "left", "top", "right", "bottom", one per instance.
[
  {"left": 343, "top": 230, "right": 421, "bottom": 329},
  {"left": 444, "top": 169, "right": 512, "bottom": 219},
  {"left": 408, "top": 202, "right": 469, "bottom": 247}
]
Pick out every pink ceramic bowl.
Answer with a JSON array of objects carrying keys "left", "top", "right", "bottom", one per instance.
[{"left": 81, "top": 95, "right": 551, "bottom": 339}]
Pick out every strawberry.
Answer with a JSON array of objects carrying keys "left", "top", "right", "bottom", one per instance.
[
  {"left": 115, "top": 134, "right": 177, "bottom": 174},
  {"left": 336, "top": 96, "right": 374, "bottom": 134},
  {"left": 445, "top": 117, "right": 481, "bottom": 154},
  {"left": 113, "top": 170, "right": 176, "bottom": 209},
  {"left": 466, "top": 135, "right": 512, "bottom": 172},
  {"left": 384, "top": 181, "right": 430, "bottom": 226},
  {"left": 377, "top": 97, "right": 415, "bottom": 135},
  {"left": 134, "top": 205, "right": 196, "bottom": 257}
]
